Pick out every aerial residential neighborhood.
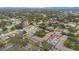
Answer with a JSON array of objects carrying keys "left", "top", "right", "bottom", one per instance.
[{"left": 0, "top": 7, "right": 79, "bottom": 51}]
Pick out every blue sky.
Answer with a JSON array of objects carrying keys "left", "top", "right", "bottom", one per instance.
[{"left": 0, "top": 0, "right": 79, "bottom": 7}]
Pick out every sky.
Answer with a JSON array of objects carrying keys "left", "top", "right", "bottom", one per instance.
[{"left": 0, "top": 0, "right": 79, "bottom": 7}]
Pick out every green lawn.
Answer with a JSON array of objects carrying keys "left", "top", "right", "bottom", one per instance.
[{"left": 35, "top": 30, "right": 47, "bottom": 38}]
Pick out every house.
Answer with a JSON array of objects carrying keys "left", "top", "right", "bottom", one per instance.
[
  {"left": 15, "top": 29, "right": 24, "bottom": 36},
  {"left": 10, "top": 18, "right": 21, "bottom": 25},
  {"left": 23, "top": 25, "right": 38, "bottom": 38},
  {"left": 0, "top": 34, "right": 10, "bottom": 40},
  {"left": 66, "top": 22, "right": 76, "bottom": 27},
  {"left": 63, "top": 29, "right": 69, "bottom": 33},
  {"left": 47, "top": 34, "right": 60, "bottom": 46}
]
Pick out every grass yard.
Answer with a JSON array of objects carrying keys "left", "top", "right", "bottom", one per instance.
[{"left": 35, "top": 30, "right": 47, "bottom": 38}]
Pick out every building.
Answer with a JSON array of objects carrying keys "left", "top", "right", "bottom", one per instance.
[
  {"left": 15, "top": 29, "right": 24, "bottom": 36},
  {"left": 49, "top": 37, "right": 60, "bottom": 46},
  {"left": 23, "top": 25, "right": 38, "bottom": 38},
  {"left": 47, "top": 33, "right": 61, "bottom": 46}
]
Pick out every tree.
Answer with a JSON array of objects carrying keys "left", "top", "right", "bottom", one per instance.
[
  {"left": 9, "top": 35, "right": 28, "bottom": 47},
  {"left": 15, "top": 23, "right": 23, "bottom": 29},
  {"left": 0, "top": 42, "right": 5, "bottom": 48},
  {"left": 39, "top": 23, "right": 47, "bottom": 30},
  {"left": 59, "top": 24, "right": 65, "bottom": 29},
  {"left": 0, "top": 21, "right": 7, "bottom": 30},
  {"left": 41, "top": 41, "right": 49, "bottom": 51}
]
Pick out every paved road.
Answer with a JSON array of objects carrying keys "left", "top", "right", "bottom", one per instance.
[
  {"left": 58, "top": 46, "right": 73, "bottom": 51},
  {"left": 1, "top": 44, "right": 14, "bottom": 51}
]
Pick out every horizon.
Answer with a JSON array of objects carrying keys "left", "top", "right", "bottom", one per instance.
[{"left": 0, "top": 6, "right": 79, "bottom": 8}]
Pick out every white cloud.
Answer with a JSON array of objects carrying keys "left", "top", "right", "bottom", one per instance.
[{"left": 0, "top": 0, "right": 79, "bottom": 7}]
